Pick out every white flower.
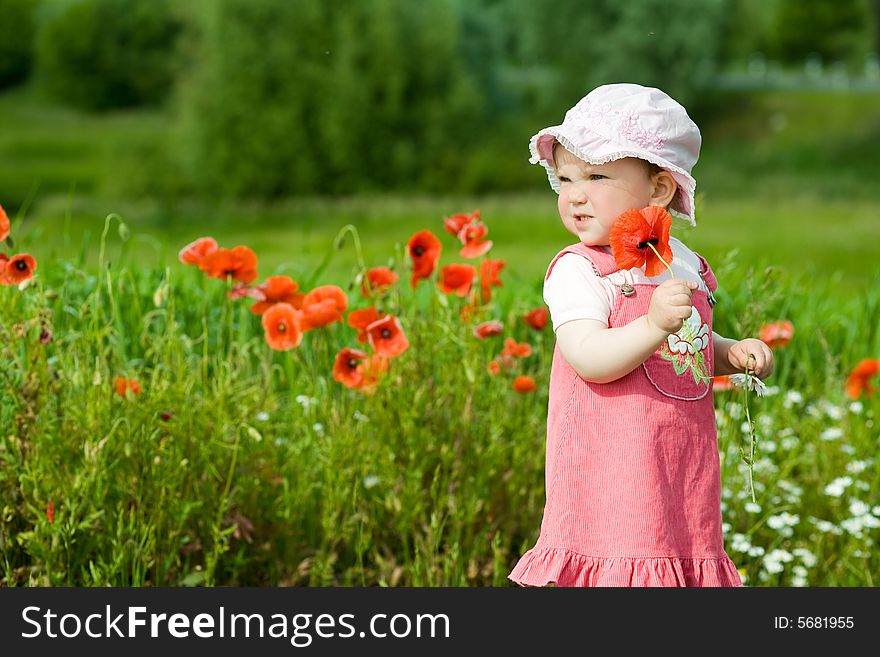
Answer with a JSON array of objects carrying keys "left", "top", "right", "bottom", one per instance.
[
  {"left": 255, "top": 411, "right": 270, "bottom": 422},
  {"left": 745, "top": 501, "right": 762, "bottom": 513},
  {"left": 296, "top": 395, "right": 320, "bottom": 409},
  {"left": 726, "top": 402, "right": 743, "bottom": 419},
  {"left": 846, "top": 459, "right": 869, "bottom": 475},
  {"left": 740, "top": 421, "right": 752, "bottom": 434},
  {"left": 873, "top": 505, "right": 880, "bottom": 516},
  {"left": 312, "top": 422, "right": 324, "bottom": 435},
  {"left": 767, "top": 512, "right": 800, "bottom": 530},
  {"left": 722, "top": 522, "right": 732, "bottom": 533},
  {"left": 819, "top": 400, "right": 844, "bottom": 421},
  {"left": 824, "top": 476, "right": 852, "bottom": 497},
  {"left": 820, "top": 427, "right": 843, "bottom": 441},
  {"left": 850, "top": 500, "right": 871, "bottom": 517},
  {"left": 353, "top": 410, "right": 370, "bottom": 423},
  {"left": 731, "top": 533, "right": 752, "bottom": 552},
  {"left": 841, "top": 516, "right": 866, "bottom": 537},
  {"left": 793, "top": 548, "right": 817, "bottom": 568},
  {"left": 363, "top": 475, "right": 381, "bottom": 489},
  {"left": 747, "top": 545, "right": 765, "bottom": 557},
  {"left": 763, "top": 549, "right": 793, "bottom": 574},
  {"left": 729, "top": 373, "right": 768, "bottom": 397},
  {"left": 849, "top": 401, "right": 863, "bottom": 414},
  {"left": 809, "top": 517, "right": 840, "bottom": 534},
  {"left": 855, "top": 480, "right": 870, "bottom": 491},
  {"left": 762, "top": 439, "right": 777, "bottom": 453},
  {"left": 783, "top": 390, "right": 803, "bottom": 408},
  {"left": 840, "top": 444, "right": 856, "bottom": 455}
]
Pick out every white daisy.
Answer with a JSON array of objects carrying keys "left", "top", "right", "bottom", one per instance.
[{"left": 729, "top": 373, "right": 768, "bottom": 397}]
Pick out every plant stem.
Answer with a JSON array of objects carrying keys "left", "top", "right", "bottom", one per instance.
[{"left": 646, "top": 242, "right": 675, "bottom": 278}]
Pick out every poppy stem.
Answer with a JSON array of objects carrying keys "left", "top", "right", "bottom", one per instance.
[{"left": 645, "top": 242, "right": 675, "bottom": 278}]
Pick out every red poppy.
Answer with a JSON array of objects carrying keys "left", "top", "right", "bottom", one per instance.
[
  {"left": 179, "top": 237, "right": 218, "bottom": 265},
  {"left": 114, "top": 377, "right": 142, "bottom": 398},
  {"left": 759, "top": 320, "right": 794, "bottom": 350},
  {"left": 512, "top": 375, "right": 537, "bottom": 393},
  {"left": 348, "top": 306, "right": 383, "bottom": 343},
  {"left": 359, "top": 355, "right": 389, "bottom": 394},
  {"left": 609, "top": 206, "right": 673, "bottom": 277},
  {"left": 502, "top": 338, "right": 532, "bottom": 359},
  {"left": 444, "top": 209, "right": 479, "bottom": 237},
  {"left": 362, "top": 266, "right": 399, "bottom": 297},
  {"left": 473, "top": 320, "right": 504, "bottom": 339},
  {"left": 333, "top": 347, "right": 369, "bottom": 389},
  {"left": 458, "top": 222, "right": 493, "bottom": 259},
  {"left": 300, "top": 285, "right": 348, "bottom": 331},
  {"left": 46, "top": 499, "right": 54, "bottom": 524},
  {"left": 261, "top": 303, "right": 303, "bottom": 350},
  {"left": 479, "top": 258, "right": 505, "bottom": 303},
  {"left": 366, "top": 314, "right": 409, "bottom": 358},
  {"left": 713, "top": 375, "right": 733, "bottom": 391},
  {"left": 250, "top": 276, "right": 305, "bottom": 315},
  {"left": 198, "top": 245, "right": 258, "bottom": 284},
  {"left": 408, "top": 230, "right": 442, "bottom": 288},
  {"left": 845, "top": 358, "right": 880, "bottom": 400},
  {"left": 523, "top": 307, "right": 549, "bottom": 331},
  {"left": 0, "top": 204, "right": 9, "bottom": 242},
  {"left": 438, "top": 263, "right": 476, "bottom": 297},
  {"left": 487, "top": 359, "right": 502, "bottom": 375},
  {"left": 0, "top": 254, "right": 9, "bottom": 286},
  {"left": 3, "top": 253, "right": 37, "bottom": 285}
]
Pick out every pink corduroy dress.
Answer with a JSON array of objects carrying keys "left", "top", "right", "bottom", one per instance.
[{"left": 509, "top": 242, "right": 742, "bottom": 587}]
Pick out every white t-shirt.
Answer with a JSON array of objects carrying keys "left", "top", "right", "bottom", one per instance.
[{"left": 543, "top": 236, "right": 709, "bottom": 332}]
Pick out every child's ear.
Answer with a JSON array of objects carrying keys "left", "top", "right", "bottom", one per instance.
[{"left": 649, "top": 171, "right": 677, "bottom": 208}]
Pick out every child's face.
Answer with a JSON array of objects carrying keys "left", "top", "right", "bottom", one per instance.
[{"left": 553, "top": 146, "right": 658, "bottom": 247}]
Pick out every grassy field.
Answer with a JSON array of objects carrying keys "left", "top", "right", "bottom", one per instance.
[{"left": 2, "top": 85, "right": 879, "bottom": 587}]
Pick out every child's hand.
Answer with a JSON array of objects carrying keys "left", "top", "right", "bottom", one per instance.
[
  {"left": 647, "top": 279, "right": 698, "bottom": 335},
  {"left": 727, "top": 338, "right": 774, "bottom": 379}
]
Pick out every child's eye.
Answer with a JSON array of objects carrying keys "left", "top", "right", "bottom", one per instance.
[
  {"left": 589, "top": 174, "right": 606, "bottom": 181},
  {"left": 558, "top": 176, "right": 571, "bottom": 183}
]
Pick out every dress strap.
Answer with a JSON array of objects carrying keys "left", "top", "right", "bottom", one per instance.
[
  {"left": 544, "top": 242, "right": 620, "bottom": 282},
  {"left": 692, "top": 251, "right": 718, "bottom": 306}
]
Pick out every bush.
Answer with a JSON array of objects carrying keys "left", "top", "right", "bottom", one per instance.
[
  {"left": 0, "top": 0, "right": 37, "bottom": 89},
  {"left": 36, "top": 0, "right": 182, "bottom": 110},
  {"left": 178, "top": 0, "right": 495, "bottom": 198}
]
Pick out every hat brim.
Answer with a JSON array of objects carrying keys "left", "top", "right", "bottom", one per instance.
[{"left": 529, "top": 127, "right": 697, "bottom": 227}]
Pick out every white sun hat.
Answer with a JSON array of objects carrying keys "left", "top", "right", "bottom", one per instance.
[{"left": 529, "top": 83, "right": 702, "bottom": 226}]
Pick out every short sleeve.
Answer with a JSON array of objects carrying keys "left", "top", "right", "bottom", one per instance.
[{"left": 543, "top": 253, "right": 615, "bottom": 332}]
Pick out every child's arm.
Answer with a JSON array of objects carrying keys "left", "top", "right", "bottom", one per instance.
[
  {"left": 712, "top": 332, "right": 774, "bottom": 378},
  {"left": 555, "top": 278, "right": 698, "bottom": 384}
]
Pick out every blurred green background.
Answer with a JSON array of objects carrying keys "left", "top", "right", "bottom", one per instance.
[{"left": 1, "top": 0, "right": 879, "bottom": 289}]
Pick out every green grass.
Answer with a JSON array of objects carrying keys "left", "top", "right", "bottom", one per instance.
[
  {"left": 2, "top": 85, "right": 879, "bottom": 587},
  {"left": 1, "top": 213, "right": 879, "bottom": 586}
]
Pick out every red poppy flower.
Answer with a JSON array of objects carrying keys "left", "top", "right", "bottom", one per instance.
[
  {"left": 759, "top": 320, "right": 794, "bottom": 350},
  {"left": 512, "top": 375, "right": 537, "bottom": 393},
  {"left": 250, "top": 276, "right": 305, "bottom": 315},
  {"left": 0, "top": 254, "right": 9, "bottom": 286},
  {"left": 198, "top": 245, "right": 258, "bottom": 284},
  {"left": 609, "top": 206, "right": 673, "bottom": 277},
  {"left": 444, "top": 209, "right": 479, "bottom": 237},
  {"left": 845, "top": 358, "right": 880, "bottom": 400},
  {"left": 473, "top": 320, "right": 503, "bottom": 339},
  {"left": 348, "top": 306, "right": 383, "bottom": 343},
  {"left": 713, "top": 375, "right": 733, "bottom": 391},
  {"left": 114, "top": 377, "right": 142, "bottom": 398},
  {"left": 366, "top": 314, "right": 410, "bottom": 358},
  {"left": 359, "top": 355, "right": 389, "bottom": 394},
  {"left": 0, "top": 204, "right": 9, "bottom": 242},
  {"left": 361, "top": 266, "right": 399, "bottom": 297},
  {"left": 3, "top": 253, "right": 37, "bottom": 285},
  {"left": 333, "top": 347, "right": 369, "bottom": 389},
  {"left": 458, "top": 222, "right": 493, "bottom": 259},
  {"left": 408, "top": 230, "right": 442, "bottom": 288},
  {"left": 502, "top": 338, "right": 532, "bottom": 359},
  {"left": 479, "top": 258, "right": 505, "bottom": 303},
  {"left": 487, "top": 359, "right": 501, "bottom": 375},
  {"left": 261, "top": 303, "right": 303, "bottom": 350},
  {"left": 523, "top": 307, "right": 549, "bottom": 331},
  {"left": 300, "top": 285, "right": 348, "bottom": 331},
  {"left": 179, "top": 237, "right": 218, "bottom": 266},
  {"left": 438, "top": 263, "right": 476, "bottom": 297},
  {"left": 46, "top": 499, "right": 54, "bottom": 524}
]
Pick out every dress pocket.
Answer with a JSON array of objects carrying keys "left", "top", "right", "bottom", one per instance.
[{"left": 642, "top": 300, "right": 713, "bottom": 401}]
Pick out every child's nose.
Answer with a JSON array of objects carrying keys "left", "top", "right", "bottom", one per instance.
[{"left": 569, "top": 186, "right": 587, "bottom": 204}]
